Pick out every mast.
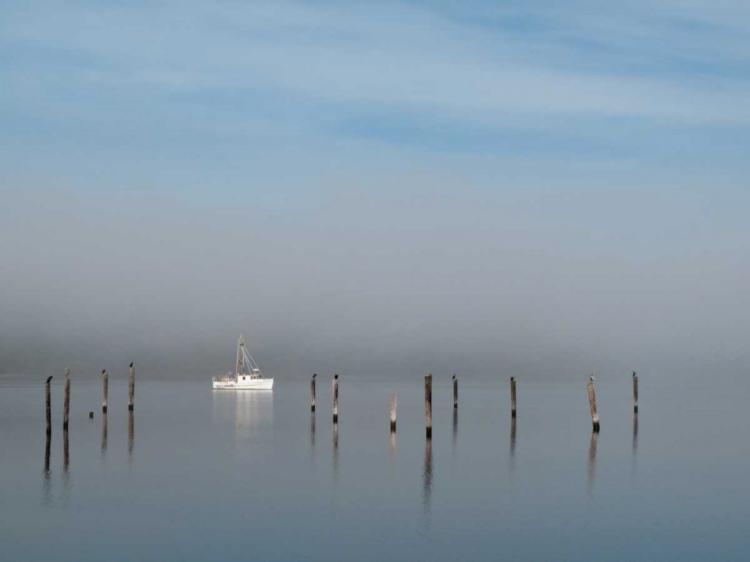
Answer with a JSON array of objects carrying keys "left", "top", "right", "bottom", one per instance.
[{"left": 235, "top": 336, "right": 245, "bottom": 378}]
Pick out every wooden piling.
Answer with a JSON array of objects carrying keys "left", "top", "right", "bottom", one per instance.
[
  {"left": 587, "top": 374, "right": 600, "bottom": 432},
  {"left": 390, "top": 392, "right": 397, "bottom": 432},
  {"left": 510, "top": 376, "right": 517, "bottom": 418},
  {"left": 311, "top": 373, "right": 317, "bottom": 412},
  {"left": 102, "top": 369, "right": 108, "bottom": 414},
  {"left": 128, "top": 362, "right": 135, "bottom": 412},
  {"left": 632, "top": 371, "right": 638, "bottom": 414},
  {"left": 63, "top": 369, "right": 70, "bottom": 430},
  {"left": 425, "top": 374, "right": 433, "bottom": 439},
  {"left": 332, "top": 374, "right": 339, "bottom": 423},
  {"left": 45, "top": 376, "right": 52, "bottom": 435},
  {"left": 453, "top": 374, "right": 458, "bottom": 409}
]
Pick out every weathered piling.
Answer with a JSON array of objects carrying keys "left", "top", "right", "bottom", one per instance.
[
  {"left": 102, "top": 369, "right": 108, "bottom": 414},
  {"left": 425, "top": 374, "right": 433, "bottom": 439},
  {"left": 453, "top": 374, "right": 458, "bottom": 409},
  {"left": 587, "top": 374, "right": 600, "bottom": 432},
  {"left": 63, "top": 369, "right": 70, "bottom": 430},
  {"left": 45, "top": 376, "right": 52, "bottom": 435},
  {"left": 632, "top": 371, "right": 638, "bottom": 414},
  {"left": 390, "top": 392, "right": 397, "bottom": 432},
  {"left": 510, "top": 376, "right": 517, "bottom": 418},
  {"left": 332, "top": 374, "right": 339, "bottom": 423},
  {"left": 311, "top": 373, "right": 317, "bottom": 412},
  {"left": 128, "top": 362, "right": 135, "bottom": 412}
]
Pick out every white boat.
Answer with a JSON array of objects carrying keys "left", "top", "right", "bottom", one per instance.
[{"left": 212, "top": 335, "right": 274, "bottom": 390}]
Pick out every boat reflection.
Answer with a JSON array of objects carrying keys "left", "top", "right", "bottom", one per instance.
[{"left": 234, "top": 391, "right": 273, "bottom": 438}]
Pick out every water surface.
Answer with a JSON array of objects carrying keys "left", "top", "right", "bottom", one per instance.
[{"left": 1, "top": 375, "right": 748, "bottom": 561}]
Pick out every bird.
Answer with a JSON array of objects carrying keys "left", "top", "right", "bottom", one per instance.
[
  {"left": 45, "top": 376, "right": 53, "bottom": 384},
  {"left": 589, "top": 374, "right": 595, "bottom": 382},
  {"left": 102, "top": 369, "right": 106, "bottom": 375},
  {"left": 633, "top": 371, "right": 637, "bottom": 377},
  {"left": 511, "top": 376, "right": 515, "bottom": 382},
  {"left": 312, "top": 373, "right": 317, "bottom": 379},
  {"left": 129, "top": 362, "right": 133, "bottom": 368},
  {"left": 452, "top": 374, "right": 456, "bottom": 380}
]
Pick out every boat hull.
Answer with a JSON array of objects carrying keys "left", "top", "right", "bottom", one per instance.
[{"left": 212, "top": 378, "right": 274, "bottom": 390}]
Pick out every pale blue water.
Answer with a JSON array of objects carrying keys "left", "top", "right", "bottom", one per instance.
[{"left": 2, "top": 375, "right": 749, "bottom": 561}]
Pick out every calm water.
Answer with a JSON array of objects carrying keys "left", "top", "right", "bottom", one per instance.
[{"left": 2, "top": 375, "right": 750, "bottom": 561}]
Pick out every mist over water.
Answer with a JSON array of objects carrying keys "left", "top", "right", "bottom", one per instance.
[{"left": 2, "top": 187, "right": 749, "bottom": 381}]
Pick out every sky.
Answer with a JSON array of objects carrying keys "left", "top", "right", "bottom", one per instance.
[{"left": 1, "top": 1, "right": 749, "bottom": 380}]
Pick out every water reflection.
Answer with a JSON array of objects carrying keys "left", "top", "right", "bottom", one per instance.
[
  {"left": 234, "top": 391, "right": 274, "bottom": 437},
  {"left": 452, "top": 409, "right": 458, "bottom": 453},
  {"left": 42, "top": 433, "right": 51, "bottom": 507},
  {"left": 587, "top": 431, "right": 598, "bottom": 491},
  {"left": 310, "top": 411, "right": 316, "bottom": 460},
  {"left": 101, "top": 414, "right": 108, "bottom": 461},
  {"left": 389, "top": 430, "right": 397, "bottom": 468},
  {"left": 211, "top": 390, "right": 274, "bottom": 433},
  {"left": 128, "top": 411, "right": 134, "bottom": 463},
  {"left": 509, "top": 417, "right": 517, "bottom": 476},
  {"left": 422, "top": 437, "right": 433, "bottom": 529},
  {"left": 632, "top": 413, "right": 639, "bottom": 474},
  {"left": 332, "top": 422, "right": 339, "bottom": 484},
  {"left": 62, "top": 429, "right": 70, "bottom": 507}
]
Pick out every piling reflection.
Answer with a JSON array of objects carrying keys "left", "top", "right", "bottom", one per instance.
[
  {"left": 389, "top": 430, "right": 397, "bottom": 468},
  {"left": 42, "top": 433, "right": 52, "bottom": 507},
  {"left": 310, "top": 411, "right": 316, "bottom": 459},
  {"left": 62, "top": 428, "right": 70, "bottom": 507},
  {"left": 128, "top": 411, "right": 134, "bottom": 462},
  {"left": 332, "top": 422, "right": 339, "bottom": 483},
  {"left": 510, "top": 417, "right": 517, "bottom": 476},
  {"left": 422, "top": 437, "right": 433, "bottom": 527},
  {"left": 452, "top": 409, "right": 458, "bottom": 453},
  {"left": 632, "top": 413, "right": 639, "bottom": 474},
  {"left": 101, "top": 414, "right": 108, "bottom": 461},
  {"left": 587, "top": 431, "right": 598, "bottom": 491}
]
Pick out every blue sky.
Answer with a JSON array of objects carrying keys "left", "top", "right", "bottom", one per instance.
[
  {"left": 2, "top": 1, "right": 749, "bottom": 185},
  {"left": 2, "top": 2, "right": 750, "bottom": 378}
]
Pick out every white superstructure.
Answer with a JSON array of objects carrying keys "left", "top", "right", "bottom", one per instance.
[{"left": 212, "top": 336, "right": 274, "bottom": 390}]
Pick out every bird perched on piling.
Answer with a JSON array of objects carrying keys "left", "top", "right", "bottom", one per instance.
[
  {"left": 590, "top": 374, "right": 595, "bottom": 382},
  {"left": 45, "top": 376, "right": 53, "bottom": 384},
  {"left": 129, "top": 362, "right": 133, "bottom": 368}
]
